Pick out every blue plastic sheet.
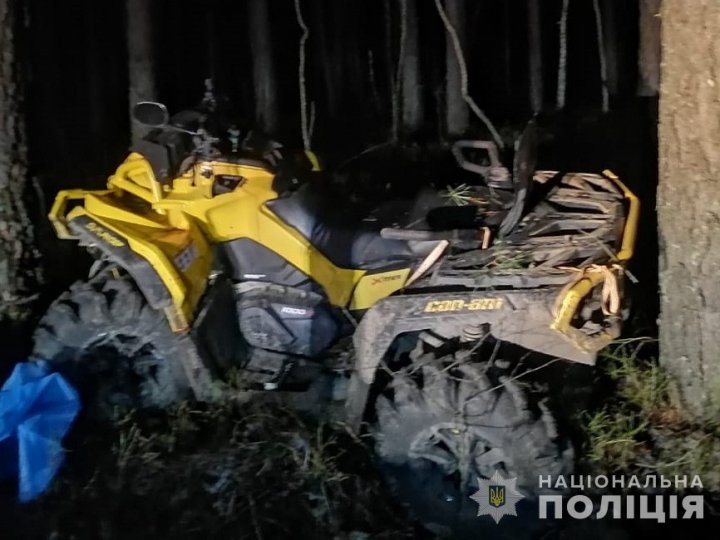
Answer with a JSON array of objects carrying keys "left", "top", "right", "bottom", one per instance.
[{"left": 0, "top": 361, "right": 80, "bottom": 501}]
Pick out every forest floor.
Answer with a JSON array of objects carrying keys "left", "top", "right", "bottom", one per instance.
[{"left": 0, "top": 400, "right": 425, "bottom": 540}]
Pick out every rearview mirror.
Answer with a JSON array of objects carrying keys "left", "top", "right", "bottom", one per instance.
[{"left": 132, "top": 101, "right": 169, "bottom": 128}]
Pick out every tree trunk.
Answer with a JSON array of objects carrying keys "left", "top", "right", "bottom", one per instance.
[
  {"left": 294, "top": 0, "right": 311, "bottom": 150},
  {"left": 127, "top": 0, "right": 157, "bottom": 144},
  {"left": 401, "top": 0, "right": 423, "bottom": 134},
  {"left": 0, "top": 0, "right": 40, "bottom": 321},
  {"left": 205, "top": 7, "right": 217, "bottom": 82},
  {"left": 313, "top": 0, "right": 338, "bottom": 120},
  {"left": 592, "top": 0, "right": 609, "bottom": 112},
  {"left": 84, "top": 2, "right": 104, "bottom": 137},
  {"left": 337, "top": 0, "right": 363, "bottom": 110},
  {"left": 385, "top": 0, "right": 398, "bottom": 139},
  {"left": 556, "top": 0, "right": 569, "bottom": 110},
  {"left": 444, "top": 0, "right": 468, "bottom": 137},
  {"left": 527, "top": 0, "right": 543, "bottom": 114},
  {"left": 659, "top": 0, "right": 720, "bottom": 417},
  {"left": 503, "top": 0, "right": 512, "bottom": 98},
  {"left": 638, "top": 0, "right": 661, "bottom": 96},
  {"left": 601, "top": 0, "right": 619, "bottom": 96},
  {"left": 248, "top": 0, "right": 278, "bottom": 134}
]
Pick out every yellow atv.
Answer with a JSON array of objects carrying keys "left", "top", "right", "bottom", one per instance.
[{"left": 34, "top": 99, "right": 638, "bottom": 534}]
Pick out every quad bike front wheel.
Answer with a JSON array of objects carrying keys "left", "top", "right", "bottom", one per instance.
[
  {"left": 373, "top": 350, "right": 573, "bottom": 538},
  {"left": 33, "top": 275, "right": 191, "bottom": 418}
]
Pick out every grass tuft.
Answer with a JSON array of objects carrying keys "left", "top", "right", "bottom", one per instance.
[
  {"left": 584, "top": 410, "right": 648, "bottom": 471},
  {"left": 580, "top": 340, "right": 720, "bottom": 491},
  {"left": 441, "top": 184, "right": 481, "bottom": 206}
]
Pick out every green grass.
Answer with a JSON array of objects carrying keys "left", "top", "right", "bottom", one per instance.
[
  {"left": 584, "top": 410, "right": 648, "bottom": 472},
  {"left": 602, "top": 345, "right": 673, "bottom": 418},
  {"left": 441, "top": 183, "right": 481, "bottom": 206},
  {"left": 580, "top": 340, "right": 720, "bottom": 491}
]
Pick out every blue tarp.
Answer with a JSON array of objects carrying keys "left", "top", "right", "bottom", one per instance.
[{"left": 0, "top": 361, "right": 80, "bottom": 501}]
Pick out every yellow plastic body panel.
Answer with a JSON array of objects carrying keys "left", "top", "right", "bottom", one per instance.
[
  {"left": 110, "top": 153, "right": 163, "bottom": 205},
  {"left": 50, "top": 189, "right": 112, "bottom": 239},
  {"left": 65, "top": 204, "right": 212, "bottom": 332},
  {"left": 153, "top": 160, "right": 372, "bottom": 307},
  {"left": 50, "top": 154, "right": 412, "bottom": 330},
  {"left": 350, "top": 268, "right": 411, "bottom": 310}
]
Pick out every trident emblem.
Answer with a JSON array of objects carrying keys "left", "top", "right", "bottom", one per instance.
[{"left": 489, "top": 485, "right": 505, "bottom": 508}]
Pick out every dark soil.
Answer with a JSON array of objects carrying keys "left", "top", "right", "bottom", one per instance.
[{"left": 0, "top": 400, "right": 425, "bottom": 540}]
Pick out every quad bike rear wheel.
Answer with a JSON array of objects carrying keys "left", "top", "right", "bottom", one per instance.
[
  {"left": 373, "top": 348, "right": 573, "bottom": 538},
  {"left": 33, "top": 275, "right": 191, "bottom": 418}
]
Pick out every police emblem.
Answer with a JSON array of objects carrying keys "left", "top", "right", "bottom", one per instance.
[{"left": 470, "top": 470, "right": 525, "bottom": 524}]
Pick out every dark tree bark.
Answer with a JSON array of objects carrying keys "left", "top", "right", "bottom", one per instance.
[
  {"left": 444, "top": 0, "right": 468, "bottom": 137},
  {"left": 556, "top": 0, "right": 569, "bottom": 110},
  {"left": 638, "top": 0, "right": 661, "bottom": 96},
  {"left": 601, "top": 0, "right": 619, "bottom": 96},
  {"left": 659, "top": 0, "right": 720, "bottom": 417},
  {"left": 313, "top": 0, "right": 338, "bottom": 120},
  {"left": 503, "top": 0, "right": 512, "bottom": 98},
  {"left": 84, "top": 3, "right": 104, "bottom": 137},
  {"left": 336, "top": 0, "right": 362, "bottom": 109},
  {"left": 400, "top": 0, "right": 423, "bottom": 134},
  {"left": 0, "top": 0, "right": 40, "bottom": 320},
  {"left": 527, "top": 0, "right": 543, "bottom": 113},
  {"left": 205, "top": 8, "right": 218, "bottom": 82},
  {"left": 248, "top": 0, "right": 278, "bottom": 134},
  {"left": 127, "top": 0, "right": 157, "bottom": 144},
  {"left": 385, "top": 0, "right": 398, "bottom": 139},
  {"left": 592, "top": 0, "right": 609, "bottom": 112},
  {"left": 294, "top": 0, "right": 311, "bottom": 149}
]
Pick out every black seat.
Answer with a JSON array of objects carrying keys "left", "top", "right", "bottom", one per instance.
[{"left": 266, "top": 184, "right": 414, "bottom": 269}]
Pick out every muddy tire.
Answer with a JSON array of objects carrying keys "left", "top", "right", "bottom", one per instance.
[
  {"left": 33, "top": 276, "right": 191, "bottom": 418},
  {"left": 374, "top": 351, "right": 573, "bottom": 538}
]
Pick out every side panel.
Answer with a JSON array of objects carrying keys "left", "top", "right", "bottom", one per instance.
[
  {"left": 197, "top": 197, "right": 363, "bottom": 306},
  {"left": 66, "top": 210, "right": 212, "bottom": 332},
  {"left": 68, "top": 215, "right": 172, "bottom": 309},
  {"left": 173, "top": 166, "right": 364, "bottom": 307},
  {"left": 219, "top": 238, "right": 324, "bottom": 295},
  {"left": 349, "top": 267, "right": 411, "bottom": 310},
  {"left": 345, "top": 289, "right": 599, "bottom": 430},
  {"left": 236, "top": 285, "right": 339, "bottom": 357},
  {"left": 352, "top": 290, "right": 598, "bottom": 387},
  {"left": 191, "top": 275, "right": 244, "bottom": 376}
]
